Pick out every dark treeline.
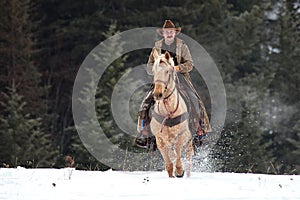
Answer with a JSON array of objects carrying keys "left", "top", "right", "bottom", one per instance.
[{"left": 0, "top": 0, "right": 299, "bottom": 174}]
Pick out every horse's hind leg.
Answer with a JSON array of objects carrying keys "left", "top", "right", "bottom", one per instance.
[{"left": 185, "top": 140, "right": 194, "bottom": 177}]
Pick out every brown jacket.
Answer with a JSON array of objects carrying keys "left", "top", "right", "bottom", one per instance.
[{"left": 147, "top": 38, "right": 211, "bottom": 132}]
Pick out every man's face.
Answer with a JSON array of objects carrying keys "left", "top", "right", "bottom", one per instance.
[{"left": 162, "top": 29, "right": 176, "bottom": 44}]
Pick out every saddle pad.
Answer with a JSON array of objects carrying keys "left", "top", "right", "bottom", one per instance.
[{"left": 152, "top": 111, "right": 189, "bottom": 127}]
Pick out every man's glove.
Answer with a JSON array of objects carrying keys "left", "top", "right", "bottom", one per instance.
[{"left": 174, "top": 65, "right": 180, "bottom": 71}]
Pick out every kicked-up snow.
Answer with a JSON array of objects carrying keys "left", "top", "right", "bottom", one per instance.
[{"left": 0, "top": 167, "right": 299, "bottom": 200}]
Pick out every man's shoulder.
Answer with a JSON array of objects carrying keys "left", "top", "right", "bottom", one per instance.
[
  {"left": 175, "top": 37, "right": 186, "bottom": 46},
  {"left": 154, "top": 39, "right": 164, "bottom": 47}
]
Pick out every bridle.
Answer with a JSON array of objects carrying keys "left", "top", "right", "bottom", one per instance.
[
  {"left": 153, "top": 59, "right": 183, "bottom": 132},
  {"left": 153, "top": 60, "right": 177, "bottom": 100}
]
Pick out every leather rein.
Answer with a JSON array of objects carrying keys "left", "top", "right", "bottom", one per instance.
[{"left": 153, "top": 62, "right": 188, "bottom": 132}]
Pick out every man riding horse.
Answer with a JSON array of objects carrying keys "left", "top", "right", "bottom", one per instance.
[{"left": 134, "top": 20, "right": 211, "bottom": 149}]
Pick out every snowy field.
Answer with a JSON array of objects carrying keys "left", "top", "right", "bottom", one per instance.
[{"left": 0, "top": 167, "right": 299, "bottom": 200}]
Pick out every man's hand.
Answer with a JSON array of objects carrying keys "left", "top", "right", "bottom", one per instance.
[{"left": 174, "top": 65, "right": 180, "bottom": 71}]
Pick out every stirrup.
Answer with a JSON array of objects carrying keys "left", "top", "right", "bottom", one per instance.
[
  {"left": 133, "top": 133, "right": 157, "bottom": 151},
  {"left": 134, "top": 134, "right": 149, "bottom": 149},
  {"left": 193, "top": 129, "right": 207, "bottom": 147}
]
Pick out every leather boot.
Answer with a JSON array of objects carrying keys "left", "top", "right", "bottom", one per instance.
[
  {"left": 193, "top": 119, "right": 207, "bottom": 147},
  {"left": 134, "top": 84, "right": 157, "bottom": 150}
]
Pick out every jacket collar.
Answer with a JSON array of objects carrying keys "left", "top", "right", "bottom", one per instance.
[{"left": 155, "top": 37, "right": 183, "bottom": 49}]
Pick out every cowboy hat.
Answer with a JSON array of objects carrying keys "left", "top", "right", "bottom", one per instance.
[{"left": 156, "top": 20, "right": 181, "bottom": 36}]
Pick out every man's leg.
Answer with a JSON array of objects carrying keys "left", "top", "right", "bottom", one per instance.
[
  {"left": 193, "top": 99, "right": 210, "bottom": 148},
  {"left": 134, "top": 84, "right": 156, "bottom": 149},
  {"left": 193, "top": 117, "right": 207, "bottom": 147}
]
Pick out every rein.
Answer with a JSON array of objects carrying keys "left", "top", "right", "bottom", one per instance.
[
  {"left": 153, "top": 69, "right": 187, "bottom": 132},
  {"left": 157, "top": 89, "right": 180, "bottom": 132}
]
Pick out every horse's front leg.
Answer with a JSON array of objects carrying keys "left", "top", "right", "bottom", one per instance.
[
  {"left": 161, "top": 148, "right": 174, "bottom": 178},
  {"left": 156, "top": 136, "right": 174, "bottom": 178}
]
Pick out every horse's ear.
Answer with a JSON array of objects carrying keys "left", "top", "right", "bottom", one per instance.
[
  {"left": 165, "top": 51, "right": 171, "bottom": 61},
  {"left": 153, "top": 48, "right": 159, "bottom": 59}
]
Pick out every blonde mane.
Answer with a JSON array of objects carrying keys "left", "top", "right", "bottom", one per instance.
[{"left": 153, "top": 52, "right": 175, "bottom": 73}]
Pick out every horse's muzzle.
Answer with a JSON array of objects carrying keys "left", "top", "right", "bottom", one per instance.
[
  {"left": 154, "top": 92, "right": 163, "bottom": 100},
  {"left": 153, "top": 84, "right": 164, "bottom": 100}
]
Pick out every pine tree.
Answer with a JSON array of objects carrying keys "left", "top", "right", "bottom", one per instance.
[
  {"left": 18, "top": 0, "right": 299, "bottom": 172},
  {"left": 262, "top": 0, "right": 300, "bottom": 173},
  {"left": 214, "top": 0, "right": 300, "bottom": 174},
  {"left": 0, "top": 84, "right": 58, "bottom": 167},
  {"left": 29, "top": 0, "right": 111, "bottom": 155},
  {"left": 70, "top": 22, "right": 128, "bottom": 170},
  {"left": 0, "top": 0, "right": 45, "bottom": 117},
  {"left": 211, "top": 3, "right": 279, "bottom": 173}
]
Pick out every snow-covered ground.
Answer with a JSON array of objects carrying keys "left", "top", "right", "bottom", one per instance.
[{"left": 0, "top": 167, "right": 299, "bottom": 200}]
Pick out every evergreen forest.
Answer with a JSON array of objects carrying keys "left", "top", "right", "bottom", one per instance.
[{"left": 0, "top": 0, "right": 299, "bottom": 174}]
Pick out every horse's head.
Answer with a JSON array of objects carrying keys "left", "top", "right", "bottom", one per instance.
[{"left": 152, "top": 49, "right": 176, "bottom": 101}]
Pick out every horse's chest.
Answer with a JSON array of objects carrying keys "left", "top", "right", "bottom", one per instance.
[{"left": 157, "top": 125, "right": 183, "bottom": 140}]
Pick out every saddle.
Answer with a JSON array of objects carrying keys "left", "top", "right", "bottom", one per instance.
[
  {"left": 147, "top": 73, "right": 202, "bottom": 134},
  {"left": 135, "top": 74, "right": 205, "bottom": 150}
]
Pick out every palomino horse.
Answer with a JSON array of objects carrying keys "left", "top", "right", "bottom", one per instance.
[{"left": 150, "top": 49, "right": 194, "bottom": 178}]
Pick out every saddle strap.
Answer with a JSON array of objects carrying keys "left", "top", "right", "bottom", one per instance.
[{"left": 152, "top": 111, "right": 189, "bottom": 127}]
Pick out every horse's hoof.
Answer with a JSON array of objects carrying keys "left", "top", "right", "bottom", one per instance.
[{"left": 175, "top": 170, "right": 184, "bottom": 178}]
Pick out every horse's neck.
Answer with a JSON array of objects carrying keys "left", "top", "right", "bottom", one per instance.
[
  {"left": 155, "top": 88, "right": 184, "bottom": 116},
  {"left": 164, "top": 88, "right": 178, "bottom": 109}
]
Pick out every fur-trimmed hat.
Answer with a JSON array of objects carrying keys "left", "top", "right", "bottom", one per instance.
[{"left": 156, "top": 20, "right": 181, "bottom": 35}]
